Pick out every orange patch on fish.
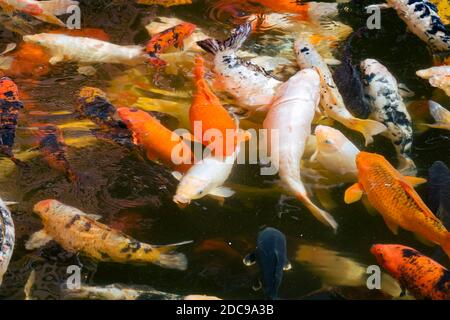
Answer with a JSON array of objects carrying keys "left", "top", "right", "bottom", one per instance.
[{"left": 47, "top": 28, "right": 110, "bottom": 41}]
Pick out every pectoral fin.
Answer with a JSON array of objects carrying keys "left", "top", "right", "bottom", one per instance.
[
  {"left": 398, "top": 83, "right": 415, "bottom": 98},
  {"left": 172, "top": 171, "right": 183, "bottom": 181},
  {"left": 243, "top": 252, "right": 256, "bottom": 266},
  {"left": 404, "top": 176, "right": 427, "bottom": 187},
  {"left": 25, "top": 230, "right": 53, "bottom": 250},
  {"left": 344, "top": 183, "right": 364, "bottom": 204},
  {"left": 324, "top": 58, "right": 341, "bottom": 66},
  {"left": 383, "top": 217, "right": 399, "bottom": 235},
  {"left": 283, "top": 260, "right": 292, "bottom": 271},
  {"left": 208, "top": 186, "right": 235, "bottom": 198}
]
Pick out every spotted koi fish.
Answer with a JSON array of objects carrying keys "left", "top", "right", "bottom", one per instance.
[
  {"left": 371, "top": 244, "right": 450, "bottom": 299},
  {"left": 146, "top": 22, "right": 196, "bottom": 67},
  {"left": 361, "top": 59, "right": 415, "bottom": 174},
  {"left": 34, "top": 124, "right": 77, "bottom": 183},
  {"left": 369, "top": 0, "right": 450, "bottom": 51},
  {"left": 0, "top": 76, "right": 26, "bottom": 167},
  {"left": 0, "top": 198, "right": 14, "bottom": 286},
  {"left": 77, "top": 87, "right": 133, "bottom": 147},
  {"left": 26, "top": 199, "right": 191, "bottom": 270},
  {"left": 345, "top": 152, "right": 450, "bottom": 258}
]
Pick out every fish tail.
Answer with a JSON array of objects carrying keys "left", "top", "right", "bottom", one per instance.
[
  {"left": 153, "top": 241, "right": 193, "bottom": 271},
  {"left": 194, "top": 55, "right": 205, "bottom": 81},
  {"left": 347, "top": 118, "right": 386, "bottom": 146},
  {"left": 197, "top": 22, "right": 252, "bottom": 54},
  {"left": 295, "top": 192, "right": 338, "bottom": 232}
]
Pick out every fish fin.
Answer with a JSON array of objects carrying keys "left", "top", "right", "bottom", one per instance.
[
  {"left": 398, "top": 179, "right": 435, "bottom": 219},
  {"left": 296, "top": 192, "right": 338, "bottom": 232},
  {"left": 209, "top": 186, "right": 235, "bottom": 198},
  {"left": 403, "top": 176, "right": 427, "bottom": 187},
  {"left": 194, "top": 55, "right": 205, "bottom": 80},
  {"left": 309, "top": 150, "right": 319, "bottom": 162},
  {"left": 86, "top": 214, "right": 101, "bottom": 221},
  {"left": 197, "top": 22, "right": 252, "bottom": 54},
  {"left": 383, "top": 217, "right": 399, "bottom": 235},
  {"left": 148, "top": 56, "right": 168, "bottom": 67},
  {"left": 397, "top": 155, "right": 417, "bottom": 176},
  {"left": 136, "top": 0, "right": 192, "bottom": 7},
  {"left": 366, "top": 4, "right": 390, "bottom": 10},
  {"left": 348, "top": 118, "right": 387, "bottom": 146},
  {"left": 154, "top": 252, "right": 188, "bottom": 271},
  {"left": 154, "top": 240, "right": 194, "bottom": 249},
  {"left": 77, "top": 65, "right": 97, "bottom": 76},
  {"left": 398, "top": 83, "right": 415, "bottom": 98},
  {"left": 252, "top": 279, "right": 262, "bottom": 291},
  {"left": 25, "top": 230, "right": 53, "bottom": 250},
  {"left": 414, "top": 233, "right": 436, "bottom": 247},
  {"left": 4, "top": 201, "right": 18, "bottom": 206},
  {"left": 324, "top": 58, "right": 341, "bottom": 66},
  {"left": 344, "top": 183, "right": 364, "bottom": 204},
  {"left": 0, "top": 4, "right": 15, "bottom": 15},
  {"left": 49, "top": 55, "right": 64, "bottom": 65},
  {"left": 283, "top": 260, "right": 292, "bottom": 271},
  {"left": 362, "top": 196, "right": 378, "bottom": 216},
  {"left": 1, "top": 43, "right": 16, "bottom": 55},
  {"left": 0, "top": 56, "right": 14, "bottom": 70},
  {"left": 172, "top": 171, "right": 183, "bottom": 181},
  {"left": 243, "top": 252, "right": 256, "bottom": 266},
  {"left": 38, "top": 0, "right": 79, "bottom": 15}
]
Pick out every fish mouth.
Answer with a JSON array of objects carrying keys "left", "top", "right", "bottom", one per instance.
[{"left": 173, "top": 195, "right": 191, "bottom": 208}]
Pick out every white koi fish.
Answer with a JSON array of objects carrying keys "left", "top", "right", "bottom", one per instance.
[
  {"left": 197, "top": 23, "right": 282, "bottom": 113},
  {"left": 0, "top": 197, "right": 14, "bottom": 286},
  {"left": 294, "top": 39, "right": 386, "bottom": 146},
  {"left": 416, "top": 66, "right": 450, "bottom": 96},
  {"left": 263, "top": 68, "right": 338, "bottom": 231},
  {"left": 361, "top": 58, "right": 416, "bottom": 175}
]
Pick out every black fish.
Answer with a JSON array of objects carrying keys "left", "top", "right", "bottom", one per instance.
[
  {"left": 333, "top": 28, "right": 372, "bottom": 119},
  {"left": 243, "top": 227, "right": 291, "bottom": 300}
]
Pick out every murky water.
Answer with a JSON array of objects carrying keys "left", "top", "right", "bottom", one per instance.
[{"left": 0, "top": 0, "right": 449, "bottom": 300}]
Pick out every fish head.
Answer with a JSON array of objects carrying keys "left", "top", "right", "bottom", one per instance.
[
  {"left": 33, "top": 199, "right": 60, "bottom": 222},
  {"left": 370, "top": 244, "right": 412, "bottom": 278},
  {"left": 0, "top": 77, "right": 20, "bottom": 102},
  {"left": 360, "top": 58, "right": 382, "bottom": 76},
  {"left": 314, "top": 125, "right": 346, "bottom": 154},
  {"left": 355, "top": 151, "right": 385, "bottom": 174},
  {"left": 176, "top": 22, "right": 196, "bottom": 39},
  {"left": 173, "top": 175, "right": 210, "bottom": 207},
  {"left": 116, "top": 107, "right": 142, "bottom": 127}
]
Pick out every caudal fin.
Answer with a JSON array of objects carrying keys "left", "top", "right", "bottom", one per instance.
[
  {"left": 194, "top": 55, "right": 206, "bottom": 81},
  {"left": 296, "top": 192, "right": 338, "bottom": 232},
  {"left": 154, "top": 240, "right": 193, "bottom": 271},
  {"left": 197, "top": 22, "right": 252, "bottom": 54},
  {"left": 348, "top": 118, "right": 386, "bottom": 146}
]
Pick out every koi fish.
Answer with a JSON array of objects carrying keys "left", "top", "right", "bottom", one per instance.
[
  {"left": 0, "top": 198, "right": 14, "bottom": 286},
  {"left": 0, "top": 0, "right": 78, "bottom": 27},
  {"left": 117, "top": 107, "right": 195, "bottom": 173},
  {"left": 310, "top": 125, "right": 359, "bottom": 180},
  {"left": 34, "top": 124, "right": 77, "bottom": 183},
  {"left": 197, "top": 23, "right": 282, "bottom": 112},
  {"left": 77, "top": 87, "right": 134, "bottom": 147},
  {"left": 425, "top": 100, "right": 450, "bottom": 130},
  {"left": 371, "top": 244, "right": 450, "bottom": 299},
  {"left": 136, "top": 0, "right": 192, "bottom": 7},
  {"left": 23, "top": 33, "right": 147, "bottom": 75},
  {"left": 428, "top": 161, "right": 450, "bottom": 229},
  {"left": 0, "top": 76, "right": 26, "bottom": 167},
  {"left": 368, "top": 0, "right": 450, "bottom": 52},
  {"left": 26, "top": 199, "right": 191, "bottom": 270},
  {"left": 345, "top": 151, "right": 450, "bottom": 257},
  {"left": 416, "top": 66, "right": 450, "bottom": 96},
  {"left": 361, "top": 59, "right": 415, "bottom": 174},
  {"left": 294, "top": 39, "right": 386, "bottom": 146},
  {"left": 263, "top": 68, "right": 338, "bottom": 231},
  {"left": 146, "top": 22, "right": 196, "bottom": 67},
  {"left": 243, "top": 228, "right": 291, "bottom": 300}
]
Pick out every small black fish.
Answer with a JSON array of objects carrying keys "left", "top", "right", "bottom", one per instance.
[
  {"left": 333, "top": 28, "right": 371, "bottom": 119},
  {"left": 428, "top": 161, "right": 450, "bottom": 229},
  {"left": 243, "top": 227, "right": 291, "bottom": 300}
]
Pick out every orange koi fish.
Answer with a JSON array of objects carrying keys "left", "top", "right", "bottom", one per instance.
[
  {"left": 371, "top": 244, "right": 450, "bottom": 300},
  {"left": 117, "top": 107, "right": 195, "bottom": 173},
  {"left": 136, "top": 0, "right": 192, "bottom": 7},
  {"left": 146, "top": 22, "right": 196, "bottom": 67},
  {"left": 191, "top": 56, "right": 238, "bottom": 158},
  {"left": 345, "top": 152, "right": 450, "bottom": 257}
]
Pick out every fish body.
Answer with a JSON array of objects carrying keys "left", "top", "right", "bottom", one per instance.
[
  {"left": 428, "top": 161, "right": 450, "bottom": 229},
  {"left": 146, "top": 22, "right": 196, "bottom": 67},
  {"left": 0, "top": 0, "right": 78, "bottom": 26},
  {"left": 345, "top": 152, "right": 450, "bottom": 257},
  {"left": 295, "top": 39, "right": 386, "bottom": 146},
  {"left": 27, "top": 199, "right": 190, "bottom": 270},
  {"left": 263, "top": 68, "right": 338, "bottom": 231},
  {"left": 117, "top": 107, "right": 195, "bottom": 173},
  {"left": 311, "top": 125, "right": 359, "bottom": 179},
  {"left": 136, "top": 0, "right": 192, "bottom": 7},
  {"left": 361, "top": 59, "right": 415, "bottom": 174},
  {"left": 371, "top": 244, "right": 450, "bottom": 299},
  {"left": 371, "top": 0, "right": 450, "bottom": 51},
  {"left": 243, "top": 228, "right": 290, "bottom": 300},
  {"left": 35, "top": 124, "right": 77, "bottom": 183},
  {"left": 0, "top": 77, "right": 25, "bottom": 166},
  {"left": 0, "top": 198, "right": 14, "bottom": 286},
  {"left": 426, "top": 100, "right": 450, "bottom": 130},
  {"left": 23, "top": 34, "right": 147, "bottom": 66},
  {"left": 416, "top": 66, "right": 450, "bottom": 96},
  {"left": 197, "top": 23, "right": 282, "bottom": 112}
]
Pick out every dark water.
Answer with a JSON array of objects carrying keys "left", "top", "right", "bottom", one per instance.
[{"left": 0, "top": 0, "right": 449, "bottom": 300}]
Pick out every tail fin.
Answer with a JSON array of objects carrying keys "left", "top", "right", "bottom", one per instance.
[
  {"left": 154, "top": 240, "right": 193, "bottom": 270},
  {"left": 296, "top": 192, "right": 338, "bottom": 232},
  {"left": 39, "top": 0, "right": 79, "bottom": 15},
  {"left": 194, "top": 55, "right": 205, "bottom": 81},
  {"left": 197, "top": 22, "right": 252, "bottom": 54},
  {"left": 348, "top": 118, "right": 386, "bottom": 146}
]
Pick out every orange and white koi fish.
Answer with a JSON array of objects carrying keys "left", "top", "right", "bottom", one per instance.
[
  {"left": 263, "top": 68, "right": 338, "bottom": 231},
  {"left": 146, "top": 22, "right": 196, "bottom": 67},
  {"left": 0, "top": 197, "right": 14, "bottom": 286},
  {"left": 0, "top": 0, "right": 78, "bottom": 27},
  {"left": 136, "top": 0, "right": 191, "bottom": 7},
  {"left": 416, "top": 66, "right": 450, "bottom": 96},
  {"left": 426, "top": 100, "right": 450, "bottom": 130},
  {"left": 345, "top": 152, "right": 450, "bottom": 257},
  {"left": 26, "top": 199, "right": 191, "bottom": 270},
  {"left": 197, "top": 23, "right": 282, "bottom": 112},
  {"left": 295, "top": 39, "right": 386, "bottom": 146},
  {"left": 117, "top": 107, "right": 195, "bottom": 173},
  {"left": 371, "top": 244, "right": 450, "bottom": 299}
]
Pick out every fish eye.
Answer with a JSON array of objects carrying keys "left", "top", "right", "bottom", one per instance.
[{"left": 325, "top": 139, "right": 332, "bottom": 144}]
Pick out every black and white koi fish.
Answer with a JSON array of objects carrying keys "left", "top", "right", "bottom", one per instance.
[{"left": 0, "top": 198, "right": 14, "bottom": 286}]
